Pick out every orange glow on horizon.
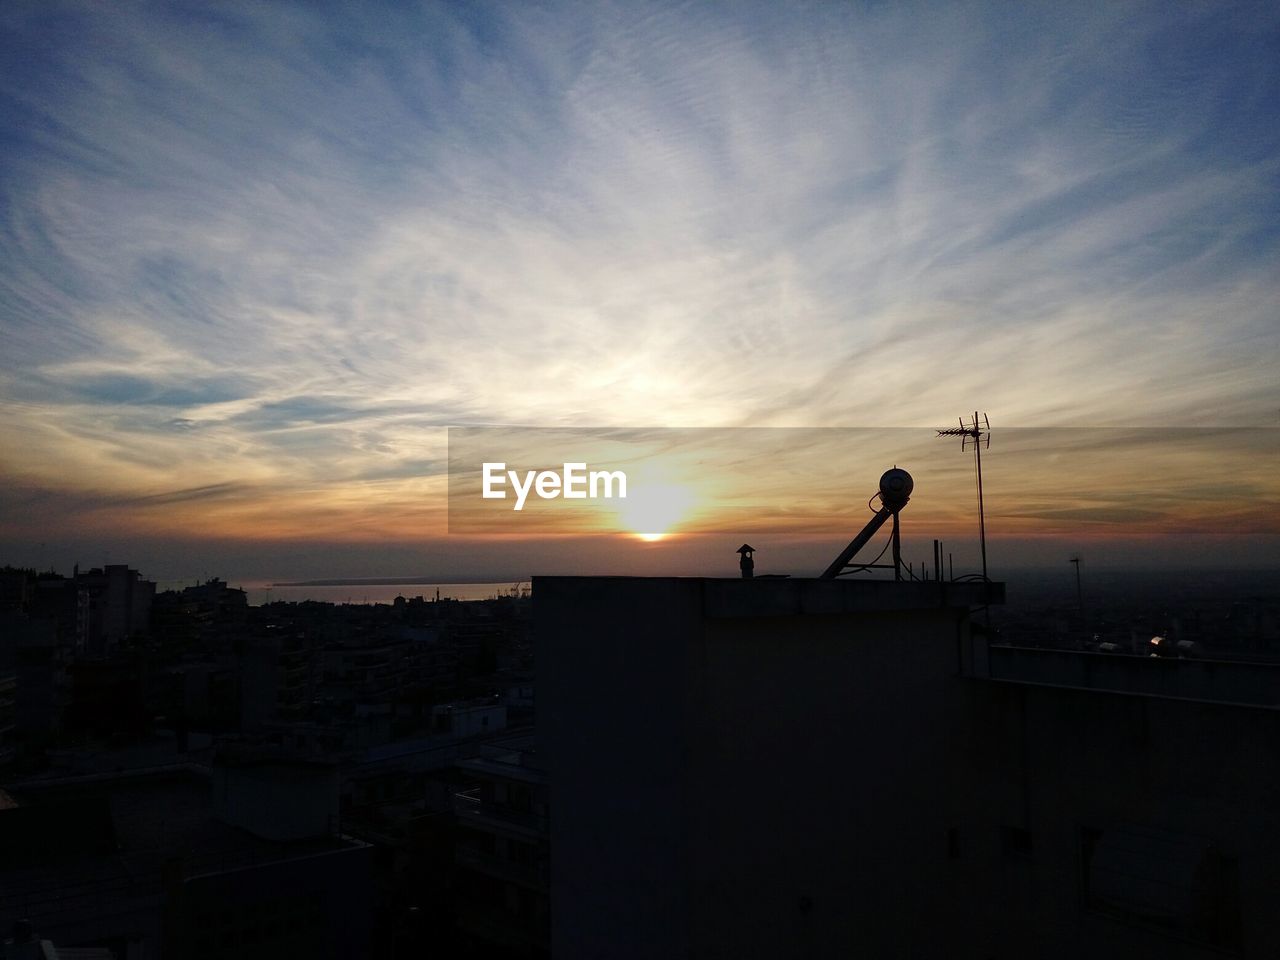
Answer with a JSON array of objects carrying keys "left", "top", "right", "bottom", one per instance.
[{"left": 5, "top": 428, "right": 1278, "bottom": 554}]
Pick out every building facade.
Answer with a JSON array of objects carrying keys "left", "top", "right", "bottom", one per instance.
[{"left": 536, "top": 576, "right": 1277, "bottom": 959}]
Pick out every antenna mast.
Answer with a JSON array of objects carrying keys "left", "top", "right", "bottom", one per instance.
[{"left": 936, "top": 412, "right": 991, "bottom": 582}]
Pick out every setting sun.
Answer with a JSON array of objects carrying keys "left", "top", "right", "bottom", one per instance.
[{"left": 616, "top": 482, "right": 696, "bottom": 542}]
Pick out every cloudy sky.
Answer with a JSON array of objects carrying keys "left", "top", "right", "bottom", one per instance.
[{"left": 1, "top": 0, "right": 1278, "bottom": 581}]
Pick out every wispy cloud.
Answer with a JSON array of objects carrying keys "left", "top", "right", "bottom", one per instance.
[{"left": 1, "top": 0, "right": 1278, "bottom": 560}]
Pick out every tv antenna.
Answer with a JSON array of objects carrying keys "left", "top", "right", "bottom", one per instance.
[
  {"left": 820, "top": 468, "right": 913, "bottom": 580},
  {"left": 1069, "top": 555, "right": 1082, "bottom": 609},
  {"left": 936, "top": 412, "right": 990, "bottom": 582}
]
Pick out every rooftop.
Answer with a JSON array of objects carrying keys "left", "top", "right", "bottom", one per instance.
[
  {"left": 980, "top": 643, "right": 1280, "bottom": 709},
  {"left": 0, "top": 766, "right": 366, "bottom": 932},
  {"left": 533, "top": 575, "right": 1003, "bottom": 618}
]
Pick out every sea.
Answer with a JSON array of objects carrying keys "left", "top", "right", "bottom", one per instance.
[
  {"left": 162, "top": 568, "right": 1276, "bottom": 609},
  {"left": 159, "top": 580, "right": 530, "bottom": 606}
]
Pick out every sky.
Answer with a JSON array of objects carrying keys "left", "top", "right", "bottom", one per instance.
[{"left": 1, "top": 0, "right": 1278, "bottom": 583}]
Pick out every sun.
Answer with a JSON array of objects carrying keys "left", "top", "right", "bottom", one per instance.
[{"left": 616, "top": 482, "right": 695, "bottom": 542}]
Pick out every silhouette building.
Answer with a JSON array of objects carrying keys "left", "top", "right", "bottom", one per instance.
[
  {"left": 536, "top": 575, "right": 1277, "bottom": 959},
  {"left": 452, "top": 747, "right": 550, "bottom": 955},
  {"left": 73, "top": 565, "right": 154, "bottom": 657},
  {"left": 0, "top": 750, "right": 372, "bottom": 959}
]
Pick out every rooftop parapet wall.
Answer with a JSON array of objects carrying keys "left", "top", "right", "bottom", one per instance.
[
  {"left": 533, "top": 576, "right": 1002, "bottom": 620},
  {"left": 701, "top": 576, "right": 1002, "bottom": 618},
  {"left": 983, "top": 644, "right": 1280, "bottom": 708}
]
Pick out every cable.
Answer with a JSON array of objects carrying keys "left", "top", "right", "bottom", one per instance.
[{"left": 836, "top": 523, "right": 894, "bottom": 574}]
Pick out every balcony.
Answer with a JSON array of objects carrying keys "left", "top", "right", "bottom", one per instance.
[
  {"left": 455, "top": 845, "right": 548, "bottom": 889},
  {"left": 453, "top": 790, "right": 546, "bottom": 835}
]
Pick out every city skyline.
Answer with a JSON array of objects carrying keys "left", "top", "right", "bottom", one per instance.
[{"left": 2, "top": 2, "right": 1278, "bottom": 582}]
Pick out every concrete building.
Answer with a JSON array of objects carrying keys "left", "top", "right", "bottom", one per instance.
[
  {"left": 1, "top": 921, "right": 114, "bottom": 959},
  {"left": 433, "top": 699, "right": 507, "bottom": 739},
  {"left": 9, "top": 617, "right": 67, "bottom": 750},
  {"left": 74, "top": 566, "right": 154, "bottom": 657},
  {"left": 536, "top": 575, "right": 1278, "bottom": 959},
  {"left": 0, "top": 754, "right": 372, "bottom": 959},
  {"left": 452, "top": 745, "right": 549, "bottom": 957}
]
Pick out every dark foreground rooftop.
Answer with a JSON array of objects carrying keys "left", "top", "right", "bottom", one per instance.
[{"left": 533, "top": 575, "right": 1003, "bottom": 619}]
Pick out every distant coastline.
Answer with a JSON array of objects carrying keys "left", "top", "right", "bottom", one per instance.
[
  {"left": 271, "top": 576, "right": 524, "bottom": 587},
  {"left": 245, "top": 579, "right": 530, "bottom": 606}
]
